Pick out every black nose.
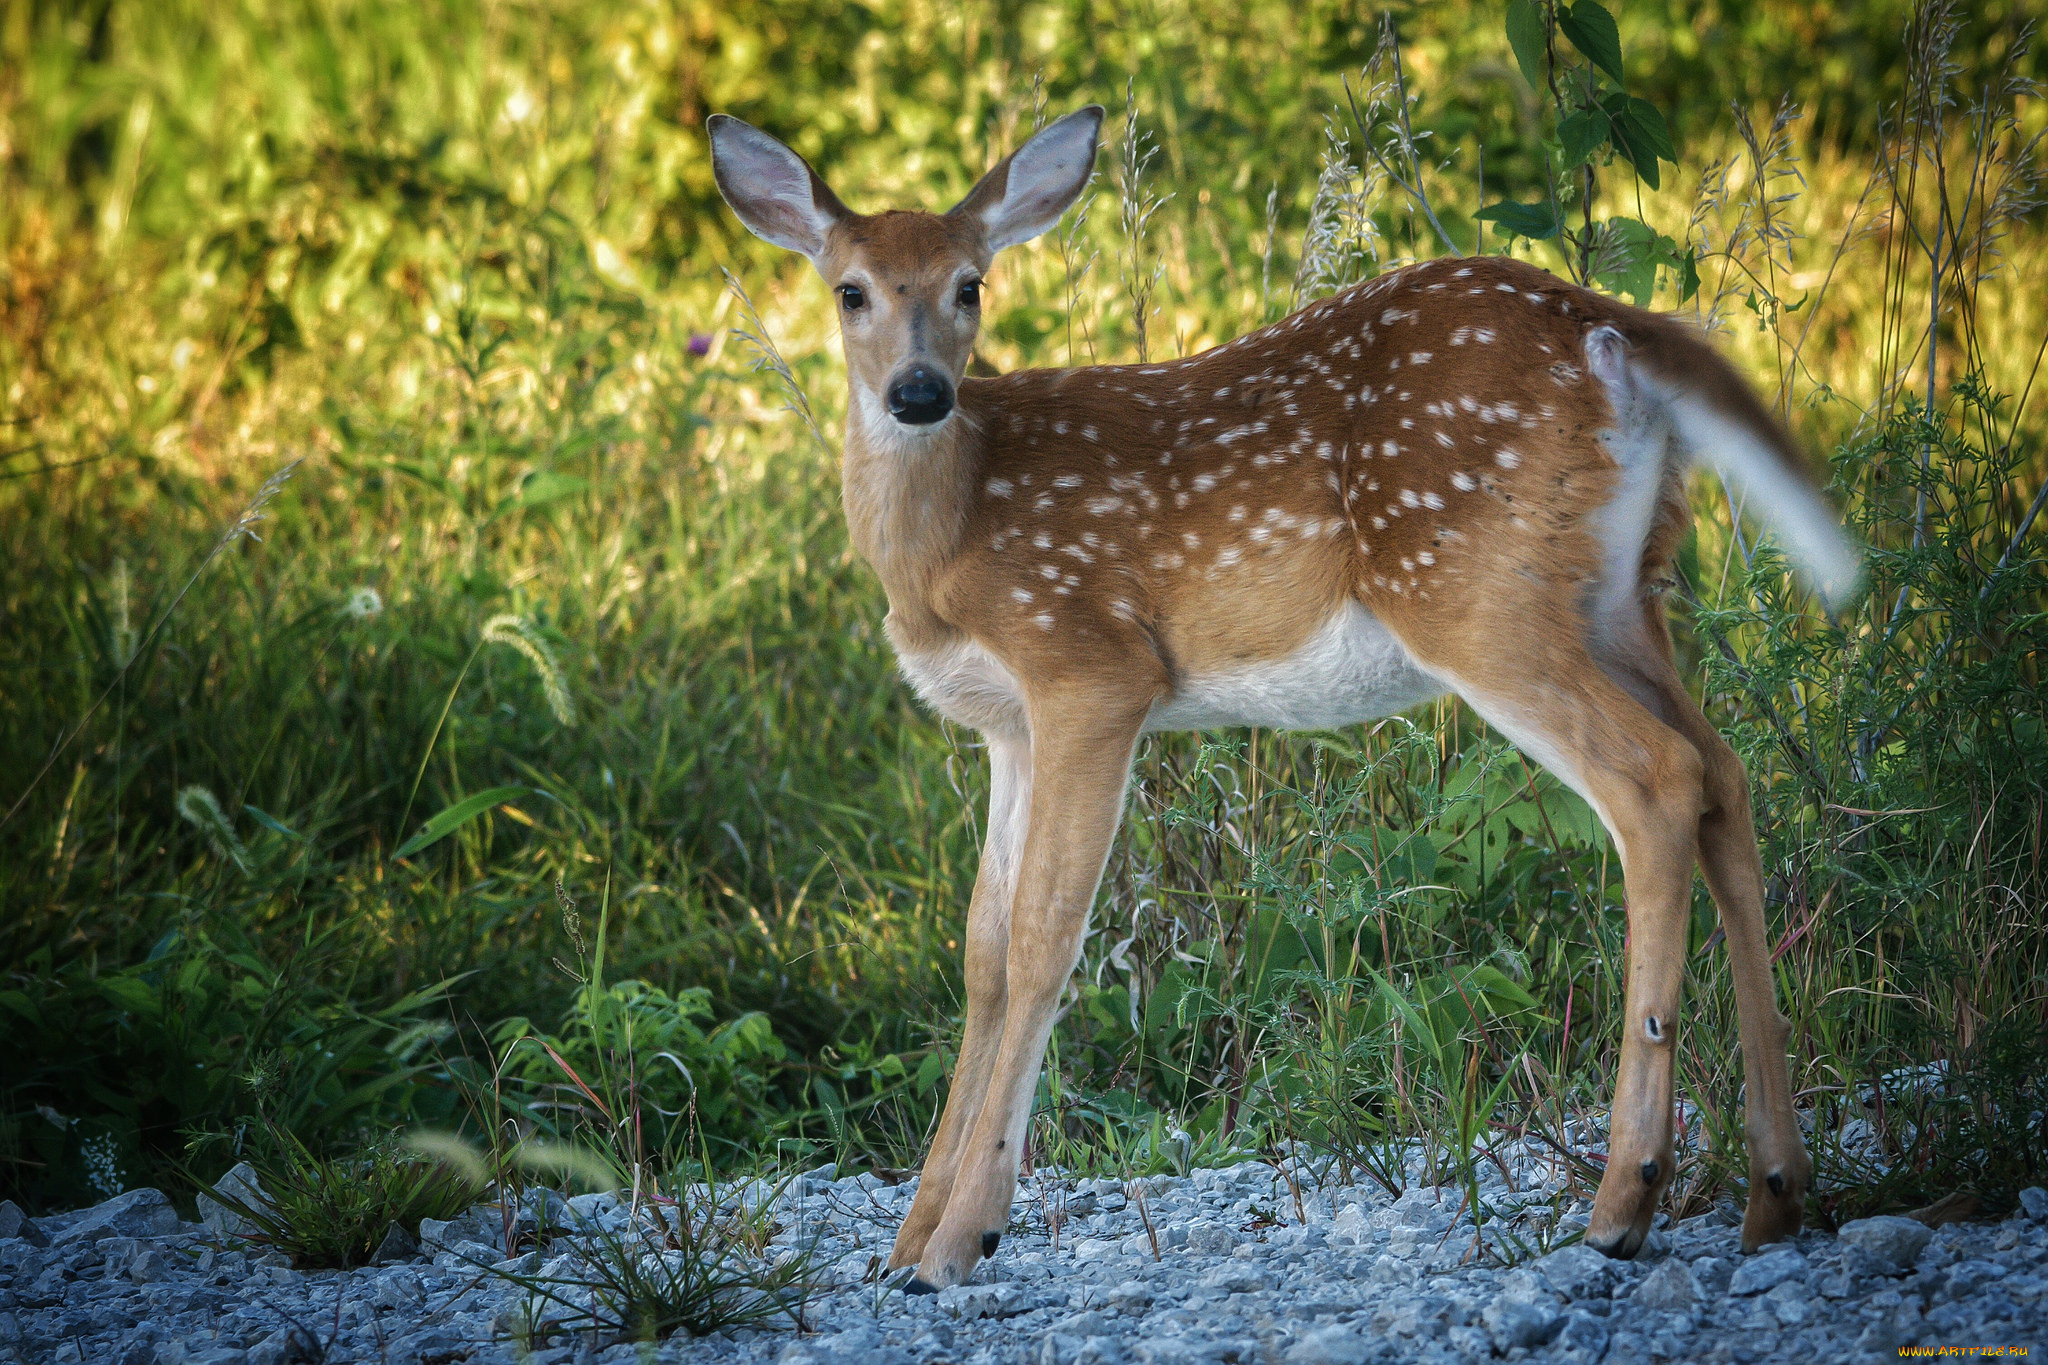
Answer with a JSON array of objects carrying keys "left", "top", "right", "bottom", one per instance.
[{"left": 887, "top": 366, "right": 954, "bottom": 425}]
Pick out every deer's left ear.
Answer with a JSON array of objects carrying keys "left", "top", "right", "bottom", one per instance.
[{"left": 949, "top": 105, "right": 1104, "bottom": 252}]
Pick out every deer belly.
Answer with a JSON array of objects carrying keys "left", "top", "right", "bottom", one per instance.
[
  {"left": 897, "top": 635, "right": 1030, "bottom": 738},
  {"left": 1147, "top": 602, "right": 1443, "bottom": 733}
]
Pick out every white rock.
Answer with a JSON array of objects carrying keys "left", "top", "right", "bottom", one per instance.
[
  {"left": 1633, "top": 1257, "right": 1701, "bottom": 1311},
  {"left": 1729, "top": 1246, "right": 1807, "bottom": 1295},
  {"left": 195, "top": 1162, "right": 267, "bottom": 1241},
  {"left": 1839, "top": 1215, "right": 1934, "bottom": 1275},
  {"left": 1284, "top": 1324, "right": 1370, "bottom": 1365},
  {"left": 53, "top": 1188, "right": 180, "bottom": 1245},
  {"left": 1483, "top": 1295, "right": 1562, "bottom": 1351},
  {"left": 1536, "top": 1243, "right": 1620, "bottom": 1300}
]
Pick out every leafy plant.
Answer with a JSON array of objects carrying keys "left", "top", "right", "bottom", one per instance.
[
  {"left": 1484, "top": 0, "right": 1693, "bottom": 302},
  {"left": 201, "top": 1130, "right": 482, "bottom": 1270},
  {"left": 501, "top": 1179, "right": 817, "bottom": 1344}
]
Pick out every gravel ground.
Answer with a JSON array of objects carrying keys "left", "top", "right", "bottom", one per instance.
[{"left": 2, "top": 1147, "right": 2043, "bottom": 1365}]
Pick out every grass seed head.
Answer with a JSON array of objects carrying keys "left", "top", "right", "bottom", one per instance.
[{"left": 482, "top": 613, "right": 576, "bottom": 727}]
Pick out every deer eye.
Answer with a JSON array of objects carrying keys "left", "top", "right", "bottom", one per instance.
[
  {"left": 838, "top": 285, "right": 866, "bottom": 312},
  {"left": 957, "top": 280, "right": 981, "bottom": 309}
]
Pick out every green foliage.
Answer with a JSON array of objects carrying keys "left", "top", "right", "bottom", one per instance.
[
  {"left": 503, "top": 1183, "right": 816, "bottom": 1343},
  {"left": 1487, "top": 0, "right": 1681, "bottom": 305},
  {"left": 205, "top": 1130, "right": 482, "bottom": 1270},
  {"left": 495, "top": 978, "right": 790, "bottom": 1165},
  {"left": 0, "top": 921, "right": 464, "bottom": 1212}
]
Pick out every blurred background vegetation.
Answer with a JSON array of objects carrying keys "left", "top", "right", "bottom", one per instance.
[{"left": 1, "top": 0, "right": 2043, "bottom": 1240}]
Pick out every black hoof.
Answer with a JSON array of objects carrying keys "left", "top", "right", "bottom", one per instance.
[
  {"left": 982, "top": 1231, "right": 1001, "bottom": 1257},
  {"left": 904, "top": 1276, "right": 941, "bottom": 1296}
]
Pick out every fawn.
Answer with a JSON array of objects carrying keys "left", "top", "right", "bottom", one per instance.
[{"left": 709, "top": 104, "right": 1854, "bottom": 1291}]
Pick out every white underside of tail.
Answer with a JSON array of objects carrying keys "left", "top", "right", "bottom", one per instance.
[
  {"left": 1661, "top": 391, "right": 1860, "bottom": 604},
  {"left": 1586, "top": 324, "right": 1859, "bottom": 607}
]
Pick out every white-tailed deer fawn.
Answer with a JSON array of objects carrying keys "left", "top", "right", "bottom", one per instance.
[{"left": 710, "top": 105, "right": 1855, "bottom": 1290}]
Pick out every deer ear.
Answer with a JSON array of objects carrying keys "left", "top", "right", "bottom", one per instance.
[
  {"left": 950, "top": 105, "right": 1104, "bottom": 252},
  {"left": 708, "top": 115, "right": 852, "bottom": 261}
]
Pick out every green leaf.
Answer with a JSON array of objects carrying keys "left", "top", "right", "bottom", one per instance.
[
  {"left": 243, "top": 804, "right": 304, "bottom": 840},
  {"left": 516, "top": 471, "right": 587, "bottom": 509},
  {"left": 490, "top": 470, "right": 590, "bottom": 522},
  {"left": 391, "top": 785, "right": 534, "bottom": 860},
  {"left": 1679, "top": 247, "right": 1701, "bottom": 303},
  {"left": 1504, "top": 0, "right": 1549, "bottom": 89},
  {"left": 1558, "top": 107, "right": 1612, "bottom": 169},
  {"left": 1592, "top": 217, "right": 1686, "bottom": 305},
  {"left": 97, "top": 976, "right": 158, "bottom": 1018},
  {"left": 1475, "top": 198, "right": 1561, "bottom": 241},
  {"left": 914, "top": 1050, "right": 946, "bottom": 1095},
  {"left": 1592, "top": 217, "right": 1664, "bottom": 304},
  {"left": 1600, "top": 92, "right": 1677, "bottom": 188},
  {"left": 1559, "top": 0, "right": 1625, "bottom": 85}
]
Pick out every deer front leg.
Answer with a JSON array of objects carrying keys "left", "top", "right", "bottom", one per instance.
[
  {"left": 909, "top": 699, "right": 1147, "bottom": 1291},
  {"left": 890, "top": 738, "right": 1029, "bottom": 1271}
]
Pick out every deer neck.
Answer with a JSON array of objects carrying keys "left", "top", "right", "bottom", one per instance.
[{"left": 841, "top": 382, "right": 983, "bottom": 649}]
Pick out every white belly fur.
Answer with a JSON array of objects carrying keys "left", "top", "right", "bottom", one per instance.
[
  {"left": 896, "top": 601, "right": 1442, "bottom": 738},
  {"left": 1146, "top": 600, "right": 1443, "bottom": 732}
]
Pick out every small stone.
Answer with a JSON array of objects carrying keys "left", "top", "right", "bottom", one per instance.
[
  {"left": 418, "top": 1204, "right": 502, "bottom": 1255},
  {"left": 938, "top": 1282, "right": 1033, "bottom": 1319},
  {"left": 1633, "top": 1257, "right": 1701, "bottom": 1311},
  {"left": 1198, "top": 1264, "right": 1270, "bottom": 1294},
  {"left": 196, "top": 1164, "right": 268, "bottom": 1241},
  {"left": 1853, "top": 1319, "right": 1900, "bottom": 1355},
  {"left": 1839, "top": 1215, "right": 1934, "bottom": 1276},
  {"left": 371, "top": 1269, "right": 425, "bottom": 1311},
  {"left": 1185, "top": 1221, "right": 1235, "bottom": 1255},
  {"left": 1445, "top": 1324, "right": 1492, "bottom": 1357},
  {"left": 1555, "top": 1311, "right": 1610, "bottom": 1361},
  {"left": 1284, "top": 1324, "right": 1370, "bottom": 1365},
  {"left": 1482, "top": 1295, "right": 1562, "bottom": 1351},
  {"left": 521, "top": 1187, "right": 571, "bottom": 1230},
  {"left": 1536, "top": 1243, "right": 1620, "bottom": 1300},
  {"left": 1365, "top": 1253, "right": 1417, "bottom": 1285},
  {"left": 0, "top": 1200, "right": 50, "bottom": 1247},
  {"left": 102, "top": 1235, "right": 143, "bottom": 1277},
  {"left": 246, "top": 1327, "right": 319, "bottom": 1365},
  {"left": 369, "top": 1220, "right": 419, "bottom": 1266},
  {"left": 2015, "top": 1187, "right": 2047, "bottom": 1222},
  {"left": 1728, "top": 1246, "right": 1807, "bottom": 1295},
  {"left": 909, "top": 1325, "right": 956, "bottom": 1354},
  {"left": 54, "top": 1188, "right": 180, "bottom": 1245},
  {"left": 1690, "top": 1255, "right": 1734, "bottom": 1295},
  {"left": 128, "top": 1247, "right": 178, "bottom": 1283},
  {"left": 1764, "top": 1279, "right": 1811, "bottom": 1325}
]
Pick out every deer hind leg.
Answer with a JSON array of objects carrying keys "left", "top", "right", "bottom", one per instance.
[
  {"left": 890, "top": 737, "right": 1030, "bottom": 1271},
  {"left": 1412, "top": 631, "right": 1706, "bottom": 1259},
  {"left": 1600, "top": 607, "right": 1810, "bottom": 1251},
  {"left": 910, "top": 696, "right": 1148, "bottom": 1291}
]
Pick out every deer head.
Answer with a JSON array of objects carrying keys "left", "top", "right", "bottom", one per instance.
[{"left": 708, "top": 107, "right": 1103, "bottom": 436}]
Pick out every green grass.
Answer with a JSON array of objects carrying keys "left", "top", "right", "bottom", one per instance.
[{"left": 1, "top": 0, "right": 2043, "bottom": 1242}]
